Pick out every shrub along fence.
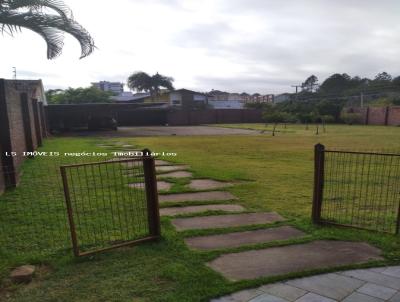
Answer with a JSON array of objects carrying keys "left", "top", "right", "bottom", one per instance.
[{"left": 312, "top": 144, "right": 400, "bottom": 234}]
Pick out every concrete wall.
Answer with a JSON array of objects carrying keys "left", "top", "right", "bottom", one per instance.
[{"left": 0, "top": 79, "right": 46, "bottom": 193}]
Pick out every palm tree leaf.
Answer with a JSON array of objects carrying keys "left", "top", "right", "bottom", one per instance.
[
  {"left": 0, "top": 10, "right": 94, "bottom": 59},
  {"left": 6, "top": 0, "right": 72, "bottom": 20}
]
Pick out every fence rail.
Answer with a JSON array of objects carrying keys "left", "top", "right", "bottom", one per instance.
[{"left": 312, "top": 144, "right": 400, "bottom": 234}]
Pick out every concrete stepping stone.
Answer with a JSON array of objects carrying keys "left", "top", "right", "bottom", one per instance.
[
  {"left": 156, "top": 165, "right": 190, "bottom": 173},
  {"left": 155, "top": 159, "right": 173, "bottom": 166},
  {"left": 207, "top": 240, "right": 383, "bottom": 281},
  {"left": 185, "top": 226, "right": 305, "bottom": 250},
  {"left": 172, "top": 212, "right": 285, "bottom": 231},
  {"left": 128, "top": 181, "right": 172, "bottom": 191},
  {"left": 159, "top": 191, "right": 237, "bottom": 203},
  {"left": 157, "top": 171, "right": 193, "bottom": 179},
  {"left": 187, "top": 179, "right": 232, "bottom": 190},
  {"left": 160, "top": 204, "right": 245, "bottom": 216}
]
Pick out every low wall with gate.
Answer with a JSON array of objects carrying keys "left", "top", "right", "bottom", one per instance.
[
  {"left": 46, "top": 104, "right": 264, "bottom": 130},
  {"left": 0, "top": 79, "right": 47, "bottom": 194}
]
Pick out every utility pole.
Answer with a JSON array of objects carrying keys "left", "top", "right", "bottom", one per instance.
[
  {"left": 12, "top": 67, "right": 17, "bottom": 79},
  {"left": 291, "top": 85, "right": 302, "bottom": 101}
]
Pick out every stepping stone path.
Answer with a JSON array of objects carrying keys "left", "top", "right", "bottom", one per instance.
[
  {"left": 159, "top": 191, "right": 237, "bottom": 203},
  {"left": 185, "top": 226, "right": 305, "bottom": 250},
  {"left": 160, "top": 204, "right": 245, "bottom": 216},
  {"left": 187, "top": 179, "right": 232, "bottom": 190},
  {"left": 172, "top": 212, "right": 285, "bottom": 231},
  {"left": 99, "top": 143, "right": 384, "bottom": 292},
  {"left": 156, "top": 165, "right": 190, "bottom": 173},
  {"left": 207, "top": 240, "right": 382, "bottom": 281},
  {"left": 158, "top": 171, "right": 193, "bottom": 179},
  {"left": 128, "top": 181, "right": 172, "bottom": 192}
]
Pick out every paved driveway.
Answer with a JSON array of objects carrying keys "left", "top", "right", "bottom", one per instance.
[{"left": 62, "top": 126, "right": 261, "bottom": 137}]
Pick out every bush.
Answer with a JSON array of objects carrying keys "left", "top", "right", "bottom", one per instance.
[{"left": 341, "top": 113, "right": 362, "bottom": 125}]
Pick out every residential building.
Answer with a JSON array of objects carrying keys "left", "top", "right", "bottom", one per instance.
[
  {"left": 92, "top": 81, "right": 124, "bottom": 95},
  {"left": 111, "top": 92, "right": 150, "bottom": 103},
  {"left": 274, "top": 93, "right": 292, "bottom": 103},
  {"left": 169, "top": 89, "right": 208, "bottom": 109},
  {"left": 208, "top": 100, "right": 245, "bottom": 109}
]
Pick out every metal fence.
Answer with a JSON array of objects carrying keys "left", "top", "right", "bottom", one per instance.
[
  {"left": 312, "top": 144, "right": 400, "bottom": 234},
  {"left": 0, "top": 152, "right": 160, "bottom": 257}
]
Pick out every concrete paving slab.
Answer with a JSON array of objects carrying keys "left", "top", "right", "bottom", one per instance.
[
  {"left": 157, "top": 171, "right": 193, "bottom": 179},
  {"left": 155, "top": 159, "right": 174, "bottom": 166},
  {"left": 259, "top": 283, "right": 307, "bottom": 301},
  {"left": 342, "top": 292, "right": 384, "bottom": 302},
  {"left": 156, "top": 165, "right": 190, "bottom": 173},
  {"left": 287, "top": 273, "right": 364, "bottom": 300},
  {"left": 382, "top": 266, "right": 400, "bottom": 279},
  {"left": 185, "top": 226, "right": 304, "bottom": 250},
  {"left": 187, "top": 179, "right": 233, "bottom": 190},
  {"left": 357, "top": 283, "right": 397, "bottom": 300},
  {"left": 159, "top": 191, "right": 237, "bottom": 203},
  {"left": 128, "top": 181, "right": 172, "bottom": 191},
  {"left": 172, "top": 212, "right": 285, "bottom": 231},
  {"left": 295, "top": 293, "right": 336, "bottom": 302},
  {"left": 160, "top": 204, "right": 245, "bottom": 216},
  {"left": 390, "top": 292, "right": 400, "bottom": 302},
  {"left": 248, "top": 293, "right": 288, "bottom": 302},
  {"left": 342, "top": 269, "right": 400, "bottom": 290},
  {"left": 210, "top": 289, "right": 265, "bottom": 302},
  {"left": 207, "top": 240, "right": 382, "bottom": 281}
]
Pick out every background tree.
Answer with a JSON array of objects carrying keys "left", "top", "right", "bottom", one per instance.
[
  {"left": 127, "top": 71, "right": 174, "bottom": 100},
  {"left": 301, "top": 75, "right": 319, "bottom": 92},
  {"left": 46, "top": 87, "right": 113, "bottom": 104},
  {"left": 0, "top": 0, "right": 95, "bottom": 59}
]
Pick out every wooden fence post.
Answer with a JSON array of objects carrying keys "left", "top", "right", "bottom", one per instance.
[
  {"left": 312, "top": 143, "right": 325, "bottom": 224},
  {"left": 142, "top": 149, "right": 161, "bottom": 238}
]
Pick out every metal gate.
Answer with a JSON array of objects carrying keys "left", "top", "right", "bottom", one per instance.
[
  {"left": 60, "top": 152, "right": 160, "bottom": 256},
  {"left": 312, "top": 144, "right": 400, "bottom": 234}
]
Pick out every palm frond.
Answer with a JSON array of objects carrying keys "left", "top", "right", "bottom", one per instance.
[
  {"left": 0, "top": 10, "right": 95, "bottom": 59},
  {"left": 6, "top": 0, "right": 72, "bottom": 20}
]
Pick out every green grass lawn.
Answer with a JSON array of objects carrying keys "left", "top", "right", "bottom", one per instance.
[{"left": 1, "top": 124, "right": 400, "bottom": 302}]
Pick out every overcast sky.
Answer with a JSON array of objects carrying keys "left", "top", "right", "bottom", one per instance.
[{"left": 1, "top": 0, "right": 399, "bottom": 94}]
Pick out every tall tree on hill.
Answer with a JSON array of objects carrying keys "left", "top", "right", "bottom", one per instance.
[
  {"left": 127, "top": 71, "right": 174, "bottom": 100},
  {"left": 0, "top": 0, "right": 95, "bottom": 59},
  {"left": 319, "top": 73, "right": 353, "bottom": 94},
  {"left": 301, "top": 75, "right": 319, "bottom": 92}
]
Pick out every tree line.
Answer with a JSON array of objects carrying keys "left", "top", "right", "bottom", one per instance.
[{"left": 247, "top": 72, "right": 400, "bottom": 129}]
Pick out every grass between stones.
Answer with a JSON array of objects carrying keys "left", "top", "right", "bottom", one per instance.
[{"left": 1, "top": 125, "right": 400, "bottom": 301}]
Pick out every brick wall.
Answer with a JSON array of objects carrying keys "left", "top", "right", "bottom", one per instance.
[
  {"left": 387, "top": 107, "right": 400, "bottom": 126},
  {"left": 0, "top": 79, "right": 46, "bottom": 193},
  {"left": 345, "top": 106, "right": 400, "bottom": 126},
  {"left": 367, "top": 107, "right": 387, "bottom": 125}
]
